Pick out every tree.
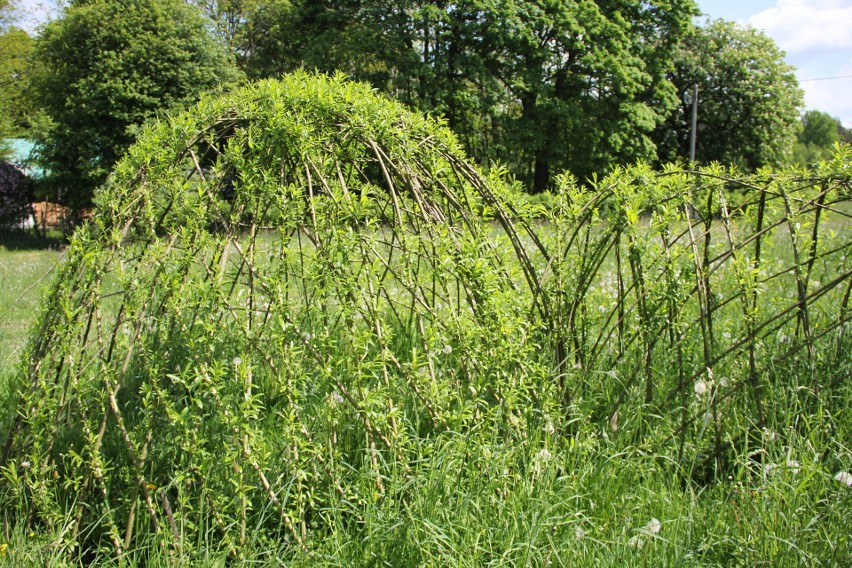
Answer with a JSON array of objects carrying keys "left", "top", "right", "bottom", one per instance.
[
  {"left": 0, "top": 0, "right": 27, "bottom": 158},
  {"left": 654, "top": 19, "right": 803, "bottom": 170},
  {"left": 239, "top": 0, "right": 698, "bottom": 192},
  {"left": 31, "top": 0, "right": 241, "bottom": 210},
  {"left": 468, "top": 0, "right": 697, "bottom": 190},
  {"left": 790, "top": 110, "right": 852, "bottom": 166},
  {"left": 186, "top": 0, "right": 261, "bottom": 51},
  {"left": 0, "top": 28, "right": 35, "bottom": 139}
]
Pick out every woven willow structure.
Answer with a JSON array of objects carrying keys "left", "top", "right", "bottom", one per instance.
[
  {"left": 2, "top": 71, "right": 850, "bottom": 559},
  {"left": 2, "top": 73, "right": 550, "bottom": 554}
]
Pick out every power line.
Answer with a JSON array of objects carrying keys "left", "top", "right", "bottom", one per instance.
[{"left": 800, "top": 74, "right": 852, "bottom": 83}]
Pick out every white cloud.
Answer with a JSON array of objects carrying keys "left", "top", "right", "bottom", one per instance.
[
  {"left": 802, "top": 62, "right": 852, "bottom": 128},
  {"left": 748, "top": 1, "right": 852, "bottom": 54}
]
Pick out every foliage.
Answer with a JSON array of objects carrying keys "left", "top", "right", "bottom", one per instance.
[
  {"left": 0, "top": 161, "right": 33, "bottom": 230},
  {"left": 29, "top": 0, "right": 242, "bottom": 211},
  {"left": 232, "top": 0, "right": 698, "bottom": 191},
  {"left": 654, "top": 19, "right": 804, "bottom": 170},
  {"left": 1, "top": 71, "right": 552, "bottom": 558},
  {"left": 1, "top": 73, "right": 850, "bottom": 563},
  {"left": 791, "top": 110, "right": 852, "bottom": 167},
  {"left": 0, "top": 27, "right": 34, "bottom": 158},
  {"left": 187, "top": 0, "right": 261, "bottom": 50}
]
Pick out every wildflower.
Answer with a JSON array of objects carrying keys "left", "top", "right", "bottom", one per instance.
[
  {"left": 628, "top": 535, "right": 644, "bottom": 549},
  {"left": 20, "top": 461, "right": 30, "bottom": 469},
  {"left": 834, "top": 471, "right": 852, "bottom": 487},
  {"left": 232, "top": 356, "right": 242, "bottom": 366},
  {"left": 146, "top": 483, "right": 157, "bottom": 491},
  {"left": 0, "top": 543, "right": 7, "bottom": 555},
  {"left": 574, "top": 526, "right": 585, "bottom": 541},
  {"left": 646, "top": 518, "right": 661, "bottom": 534},
  {"left": 694, "top": 380, "right": 707, "bottom": 396}
]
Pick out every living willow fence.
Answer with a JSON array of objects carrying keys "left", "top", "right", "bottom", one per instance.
[
  {"left": 1, "top": 72, "right": 850, "bottom": 557},
  {"left": 537, "top": 158, "right": 852, "bottom": 472}
]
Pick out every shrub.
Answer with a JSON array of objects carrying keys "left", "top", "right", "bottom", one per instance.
[{"left": 0, "top": 160, "right": 34, "bottom": 230}]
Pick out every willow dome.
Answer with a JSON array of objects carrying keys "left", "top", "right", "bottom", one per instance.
[{"left": 3, "top": 72, "right": 551, "bottom": 554}]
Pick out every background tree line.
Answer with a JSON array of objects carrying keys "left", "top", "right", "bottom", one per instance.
[{"left": 1, "top": 0, "right": 846, "bottom": 211}]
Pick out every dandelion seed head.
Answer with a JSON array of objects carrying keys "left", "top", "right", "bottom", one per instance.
[
  {"left": 718, "top": 377, "right": 729, "bottom": 388},
  {"left": 628, "top": 535, "right": 644, "bottom": 549},
  {"left": 442, "top": 344, "right": 453, "bottom": 355},
  {"left": 575, "top": 526, "right": 585, "bottom": 540},
  {"left": 232, "top": 357, "right": 242, "bottom": 366},
  {"left": 20, "top": 461, "right": 30, "bottom": 469},
  {"left": 694, "top": 380, "right": 707, "bottom": 396},
  {"left": 332, "top": 391, "right": 345, "bottom": 405},
  {"left": 786, "top": 460, "right": 800, "bottom": 475},
  {"left": 538, "top": 448, "right": 552, "bottom": 462},
  {"left": 646, "top": 518, "right": 661, "bottom": 534},
  {"left": 301, "top": 331, "right": 312, "bottom": 342}
]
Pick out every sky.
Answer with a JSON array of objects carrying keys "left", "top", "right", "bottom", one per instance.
[
  {"left": 699, "top": 0, "right": 852, "bottom": 127},
  {"left": 11, "top": 0, "right": 852, "bottom": 127}
]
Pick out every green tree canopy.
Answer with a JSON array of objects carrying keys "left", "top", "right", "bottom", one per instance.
[
  {"left": 31, "top": 0, "right": 241, "bottom": 210},
  {"left": 0, "top": 28, "right": 35, "bottom": 138},
  {"left": 791, "top": 110, "right": 852, "bottom": 166},
  {"left": 232, "top": 0, "right": 698, "bottom": 192},
  {"left": 654, "top": 19, "right": 804, "bottom": 170}
]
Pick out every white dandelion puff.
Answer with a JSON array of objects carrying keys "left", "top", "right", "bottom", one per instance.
[
  {"left": 232, "top": 356, "right": 242, "bottom": 366},
  {"left": 694, "top": 380, "right": 707, "bottom": 396},
  {"left": 537, "top": 448, "right": 552, "bottom": 462},
  {"left": 628, "top": 535, "right": 644, "bottom": 549},
  {"left": 646, "top": 518, "right": 661, "bottom": 534},
  {"left": 574, "top": 526, "right": 586, "bottom": 541},
  {"left": 442, "top": 344, "right": 453, "bottom": 355},
  {"left": 786, "top": 460, "right": 800, "bottom": 475},
  {"left": 332, "top": 391, "right": 345, "bottom": 405}
]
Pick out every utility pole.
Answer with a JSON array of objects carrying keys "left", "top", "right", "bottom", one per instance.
[{"left": 689, "top": 84, "right": 698, "bottom": 163}]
